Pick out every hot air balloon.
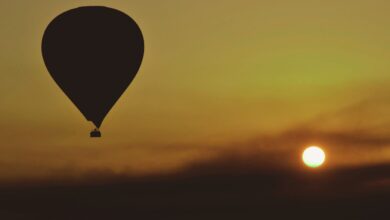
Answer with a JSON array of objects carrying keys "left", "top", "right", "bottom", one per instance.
[{"left": 41, "top": 6, "right": 144, "bottom": 137}]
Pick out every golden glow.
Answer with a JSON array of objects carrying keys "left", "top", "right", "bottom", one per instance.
[
  {"left": 302, "top": 146, "right": 326, "bottom": 168},
  {"left": 0, "top": 0, "right": 388, "bottom": 181}
]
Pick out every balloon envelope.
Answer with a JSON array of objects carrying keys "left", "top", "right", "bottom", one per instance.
[{"left": 42, "top": 6, "right": 144, "bottom": 129}]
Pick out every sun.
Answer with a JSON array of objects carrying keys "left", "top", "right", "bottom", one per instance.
[{"left": 302, "top": 146, "right": 326, "bottom": 168}]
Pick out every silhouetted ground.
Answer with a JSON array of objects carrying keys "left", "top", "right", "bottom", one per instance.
[{"left": 0, "top": 160, "right": 388, "bottom": 220}]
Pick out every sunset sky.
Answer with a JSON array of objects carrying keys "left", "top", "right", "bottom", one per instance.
[{"left": 0, "top": 0, "right": 390, "bottom": 183}]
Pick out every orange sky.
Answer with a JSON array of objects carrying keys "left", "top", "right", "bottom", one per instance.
[{"left": 0, "top": 0, "right": 389, "bottom": 181}]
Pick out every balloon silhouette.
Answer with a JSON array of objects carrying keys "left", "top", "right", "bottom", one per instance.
[{"left": 42, "top": 6, "right": 144, "bottom": 137}]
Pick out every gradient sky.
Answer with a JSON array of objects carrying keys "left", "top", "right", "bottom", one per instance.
[{"left": 0, "top": 0, "right": 390, "bottom": 181}]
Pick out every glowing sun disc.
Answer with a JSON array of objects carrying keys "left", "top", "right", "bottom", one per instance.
[{"left": 302, "top": 146, "right": 326, "bottom": 168}]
